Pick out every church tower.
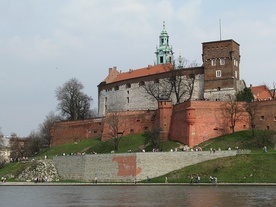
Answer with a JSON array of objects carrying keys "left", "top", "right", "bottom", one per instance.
[
  {"left": 202, "top": 39, "right": 243, "bottom": 100},
  {"left": 155, "top": 22, "right": 174, "bottom": 65}
]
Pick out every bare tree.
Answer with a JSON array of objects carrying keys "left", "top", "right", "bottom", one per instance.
[
  {"left": 224, "top": 96, "right": 245, "bottom": 134},
  {"left": 246, "top": 102, "right": 258, "bottom": 137},
  {"left": 0, "top": 127, "right": 3, "bottom": 147},
  {"left": 56, "top": 78, "right": 93, "bottom": 120},
  {"left": 105, "top": 112, "right": 129, "bottom": 150},
  {"left": 141, "top": 78, "right": 172, "bottom": 101},
  {"left": 25, "top": 131, "right": 44, "bottom": 156},
  {"left": 141, "top": 63, "right": 197, "bottom": 104},
  {"left": 272, "top": 81, "right": 276, "bottom": 99},
  {"left": 39, "top": 111, "right": 60, "bottom": 147},
  {"left": 10, "top": 137, "right": 26, "bottom": 160},
  {"left": 143, "top": 127, "right": 161, "bottom": 149},
  {"left": 168, "top": 70, "right": 195, "bottom": 103}
]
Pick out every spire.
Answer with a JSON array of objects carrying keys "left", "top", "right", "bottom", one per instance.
[{"left": 155, "top": 21, "right": 174, "bottom": 65}]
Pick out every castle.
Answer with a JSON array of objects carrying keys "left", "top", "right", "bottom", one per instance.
[
  {"left": 98, "top": 23, "right": 244, "bottom": 116},
  {"left": 50, "top": 23, "right": 276, "bottom": 147}
]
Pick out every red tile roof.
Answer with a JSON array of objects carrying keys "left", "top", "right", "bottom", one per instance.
[
  {"left": 104, "top": 63, "right": 173, "bottom": 84},
  {"left": 251, "top": 85, "right": 273, "bottom": 101}
]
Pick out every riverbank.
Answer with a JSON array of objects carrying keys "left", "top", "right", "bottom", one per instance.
[{"left": 1, "top": 182, "right": 276, "bottom": 186}]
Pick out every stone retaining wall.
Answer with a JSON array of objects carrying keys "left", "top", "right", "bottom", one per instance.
[{"left": 53, "top": 150, "right": 238, "bottom": 182}]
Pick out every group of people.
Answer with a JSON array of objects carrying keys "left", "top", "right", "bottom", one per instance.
[
  {"left": 209, "top": 176, "right": 218, "bottom": 184},
  {"left": 1, "top": 176, "right": 6, "bottom": 183},
  {"left": 190, "top": 174, "right": 201, "bottom": 183},
  {"left": 34, "top": 176, "right": 48, "bottom": 183},
  {"left": 189, "top": 175, "right": 217, "bottom": 184}
]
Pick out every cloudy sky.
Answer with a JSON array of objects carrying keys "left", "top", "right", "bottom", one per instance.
[{"left": 1, "top": 0, "right": 276, "bottom": 136}]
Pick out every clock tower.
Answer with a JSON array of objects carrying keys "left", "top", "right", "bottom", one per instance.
[{"left": 155, "top": 22, "right": 174, "bottom": 65}]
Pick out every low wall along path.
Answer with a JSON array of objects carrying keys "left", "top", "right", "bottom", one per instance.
[{"left": 53, "top": 150, "right": 244, "bottom": 182}]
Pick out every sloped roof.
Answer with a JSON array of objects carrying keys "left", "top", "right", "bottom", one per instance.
[
  {"left": 105, "top": 63, "right": 173, "bottom": 84},
  {"left": 251, "top": 85, "right": 273, "bottom": 100}
]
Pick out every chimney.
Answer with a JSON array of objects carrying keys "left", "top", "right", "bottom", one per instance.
[{"left": 108, "top": 68, "right": 112, "bottom": 75}]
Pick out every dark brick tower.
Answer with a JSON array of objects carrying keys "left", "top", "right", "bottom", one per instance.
[{"left": 202, "top": 39, "right": 242, "bottom": 100}]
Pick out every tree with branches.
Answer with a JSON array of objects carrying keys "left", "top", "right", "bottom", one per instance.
[
  {"left": 39, "top": 111, "right": 60, "bottom": 147},
  {"left": 245, "top": 102, "right": 258, "bottom": 137},
  {"left": 141, "top": 63, "right": 197, "bottom": 104},
  {"left": 224, "top": 95, "right": 245, "bottom": 134},
  {"left": 56, "top": 78, "right": 93, "bottom": 120},
  {"left": 105, "top": 112, "right": 129, "bottom": 150},
  {"left": 143, "top": 127, "right": 161, "bottom": 150}
]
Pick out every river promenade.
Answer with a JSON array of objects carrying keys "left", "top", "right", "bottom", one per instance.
[{"left": 1, "top": 182, "right": 276, "bottom": 186}]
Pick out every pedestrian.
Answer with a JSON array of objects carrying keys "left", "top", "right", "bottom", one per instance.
[
  {"left": 165, "top": 177, "right": 168, "bottom": 183},
  {"left": 196, "top": 174, "right": 200, "bottom": 183},
  {"left": 190, "top": 175, "right": 194, "bottom": 183},
  {"left": 263, "top": 146, "right": 267, "bottom": 153},
  {"left": 209, "top": 176, "right": 213, "bottom": 183}
]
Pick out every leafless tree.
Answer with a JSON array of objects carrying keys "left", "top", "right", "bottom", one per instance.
[
  {"left": 39, "top": 111, "right": 60, "bottom": 147},
  {"left": 272, "top": 81, "right": 276, "bottom": 99},
  {"left": 56, "top": 78, "right": 93, "bottom": 120},
  {"left": 10, "top": 137, "right": 26, "bottom": 160},
  {"left": 105, "top": 112, "right": 129, "bottom": 150},
  {"left": 143, "top": 127, "right": 161, "bottom": 149},
  {"left": 141, "top": 78, "right": 172, "bottom": 102},
  {"left": 25, "top": 131, "right": 44, "bottom": 156},
  {"left": 141, "top": 63, "right": 197, "bottom": 104},
  {"left": 0, "top": 127, "right": 3, "bottom": 147},
  {"left": 245, "top": 102, "right": 259, "bottom": 137},
  {"left": 224, "top": 96, "right": 245, "bottom": 134}
]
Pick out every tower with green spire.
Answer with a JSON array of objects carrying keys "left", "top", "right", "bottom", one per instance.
[{"left": 155, "top": 21, "right": 174, "bottom": 65}]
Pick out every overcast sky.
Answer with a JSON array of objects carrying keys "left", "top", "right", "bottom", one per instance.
[{"left": 1, "top": 0, "right": 276, "bottom": 137}]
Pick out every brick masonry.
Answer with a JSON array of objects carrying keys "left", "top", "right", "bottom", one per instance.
[{"left": 53, "top": 151, "right": 238, "bottom": 182}]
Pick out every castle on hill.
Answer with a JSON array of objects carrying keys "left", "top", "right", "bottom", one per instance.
[
  {"left": 50, "top": 23, "right": 276, "bottom": 148},
  {"left": 98, "top": 22, "right": 245, "bottom": 116}
]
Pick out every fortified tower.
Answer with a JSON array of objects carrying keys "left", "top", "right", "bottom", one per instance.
[
  {"left": 155, "top": 21, "right": 174, "bottom": 65},
  {"left": 202, "top": 39, "right": 243, "bottom": 100}
]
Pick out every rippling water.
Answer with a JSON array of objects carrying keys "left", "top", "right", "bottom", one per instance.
[{"left": 1, "top": 185, "right": 276, "bottom": 207}]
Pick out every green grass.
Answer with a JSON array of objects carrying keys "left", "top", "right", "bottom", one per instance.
[
  {"left": 36, "top": 133, "right": 181, "bottom": 157},
  {"left": 2, "top": 130, "right": 276, "bottom": 183},
  {"left": 197, "top": 130, "right": 276, "bottom": 153},
  {"left": 150, "top": 153, "right": 276, "bottom": 183}
]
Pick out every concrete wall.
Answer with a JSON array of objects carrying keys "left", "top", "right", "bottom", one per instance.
[{"left": 53, "top": 151, "right": 237, "bottom": 182}]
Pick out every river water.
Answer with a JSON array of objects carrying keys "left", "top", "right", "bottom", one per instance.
[{"left": 1, "top": 185, "right": 276, "bottom": 207}]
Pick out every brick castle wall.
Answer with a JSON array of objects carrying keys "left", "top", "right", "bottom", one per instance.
[{"left": 50, "top": 100, "right": 276, "bottom": 147}]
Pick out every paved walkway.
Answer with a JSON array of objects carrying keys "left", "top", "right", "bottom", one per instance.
[{"left": 1, "top": 182, "right": 276, "bottom": 186}]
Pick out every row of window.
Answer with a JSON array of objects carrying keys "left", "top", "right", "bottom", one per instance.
[
  {"left": 260, "top": 116, "right": 276, "bottom": 121},
  {"left": 215, "top": 70, "right": 238, "bottom": 78},
  {"left": 211, "top": 58, "right": 239, "bottom": 66},
  {"left": 107, "top": 80, "right": 159, "bottom": 92}
]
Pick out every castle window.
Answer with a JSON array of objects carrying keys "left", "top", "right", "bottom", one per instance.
[
  {"left": 105, "top": 97, "right": 107, "bottom": 102},
  {"left": 144, "top": 126, "right": 149, "bottom": 130},
  {"left": 160, "top": 56, "right": 164, "bottom": 63},
  {"left": 267, "top": 126, "right": 270, "bottom": 130},
  {"left": 126, "top": 83, "right": 131, "bottom": 88},
  {"left": 234, "top": 59, "right": 239, "bottom": 66},
  {"left": 260, "top": 116, "right": 264, "bottom": 120},
  {"left": 127, "top": 97, "right": 129, "bottom": 103},
  {"left": 139, "top": 81, "right": 145, "bottom": 86},
  {"left": 218, "top": 87, "right": 221, "bottom": 91},
  {"left": 274, "top": 116, "right": 276, "bottom": 121},
  {"left": 216, "top": 70, "right": 221, "bottom": 77},
  {"left": 211, "top": 59, "right": 216, "bottom": 66},
  {"left": 127, "top": 90, "right": 129, "bottom": 94},
  {"left": 220, "top": 59, "right": 225, "bottom": 65},
  {"left": 115, "top": 86, "right": 119, "bottom": 91}
]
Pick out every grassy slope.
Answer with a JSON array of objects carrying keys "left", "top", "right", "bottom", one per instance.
[
  {"left": 2, "top": 130, "right": 276, "bottom": 183},
  {"left": 150, "top": 130, "right": 276, "bottom": 183}
]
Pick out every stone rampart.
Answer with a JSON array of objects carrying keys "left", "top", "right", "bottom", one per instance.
[{"left": 53, "top": 151, "right": 237, "bottom": 182}]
